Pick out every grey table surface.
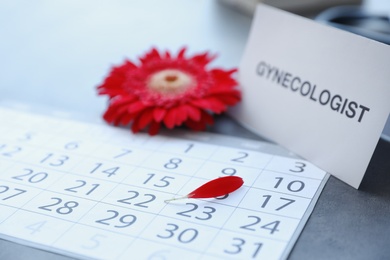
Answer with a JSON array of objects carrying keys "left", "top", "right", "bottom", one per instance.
[{"left": 1, "top": 1, "right": 389, "bottom": 259}]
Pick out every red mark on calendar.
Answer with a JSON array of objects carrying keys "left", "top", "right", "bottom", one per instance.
[{"left": 165, "top": 176, "right": 244, "bottom": 203}]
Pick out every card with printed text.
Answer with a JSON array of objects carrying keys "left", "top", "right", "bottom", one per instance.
[{"left": 231, "top": 4, "right": 390, "bottom": 188}]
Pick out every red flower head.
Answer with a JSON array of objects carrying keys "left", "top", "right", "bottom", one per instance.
[{"left": 97, "top": 47, "right": 241, "bottom": 135}]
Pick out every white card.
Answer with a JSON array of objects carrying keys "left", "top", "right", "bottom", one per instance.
[{"left": 231, "top": 4, "right": 390, "bottom": 188}]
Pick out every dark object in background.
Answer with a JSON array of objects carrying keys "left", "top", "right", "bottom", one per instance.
[
  {"left": 316, "top": 5, "right": 390, "bottom": 44},
  {"left": 316, "top": 5, "right": 390, "bottom": 141}
]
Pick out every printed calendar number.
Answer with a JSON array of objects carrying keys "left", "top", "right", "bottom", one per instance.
[
  {"left": 157, "top": 223, "right": 198, "bottom": 244},
  {"left": 82, "top": 234, "right": 106, "bottom": 250},
  {"left": 261, "top": 195, "right": 295, "bottom": 211},
  {"left": 64, "top": 180, "right": 100, "bottom": 196},
  {"left": 289, "top": 161, "right": 306, "bottom": 173},
  {"left": 38, "top": 197, "right": 79, "bottom": 215},
  {"left": 26, "top": 220, "right": 47, "bottom": 235},
  {"left": 176, "top": 203, "right": 216, "bottom": 221},
  {"left": 221, "top": 167, "right": 237, "bottom": 176},
  {"left": 40, "top": 153, "right": 69, "bottom": 167},
  {"left": 224, "top": 237, "right": 263, "bottom": 259},
  {"left": 64, "top": 141, "right": 80, "bottom": 150},
  {"left": 0, "top": 185, "right": 26, "bottom": 201},
  {"left": 0, "top": 144, "right": 22, "bottom": 157},
  {"left": 274, "top": 177, "right": 305, "bottom": 192},
  {"left": 95, "top": 210, "right": 137, "bottom": 228},
  {"left": 117, "top": 190, "right": 156, "bottom": 208},
  {"left": 113, "top": 149, "right": 132, "bottom": 159},
  {"left": 164, "top": 158, "right": 182, "bottom": 170},
  {"left": 184, "top": 143, "right": 194, "bottom": 153},
  {"left": 90, "top": 163, "right": 119, "bottom": 177},
  {"left": 231, "top": 152, "right": 249, "bottom": 163},
  {"left": 12, "top": 168, "right": 48, "bottom": 184},
  {"left": 211, "top": 148, "right": 272, "bottom": 169},
  {"left": 143, "top": 173, "right": 175, "bottom": 188},
  {"left": 215, "top": 194, "right": 229, "bottom": 200},
  {"left": 240, "top": 216, "right": 280, "bottom": 235},
  {"left": 147, "top": 250, "right": 171, "bottom": 260}
]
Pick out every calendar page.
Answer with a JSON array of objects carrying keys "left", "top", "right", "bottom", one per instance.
[{"left": 0, "top": 106, "right": 328, "bottom": 260}]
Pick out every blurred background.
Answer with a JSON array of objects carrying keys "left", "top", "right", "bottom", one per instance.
[
  {"left": 222, "top": 0, "right": 388, "bottom": 15},
  {"left": 0, "top": 0, "right": 389, "bottom": 137},
  {"left": 222, "top": 0, "right": 390, "bottom": 44}
]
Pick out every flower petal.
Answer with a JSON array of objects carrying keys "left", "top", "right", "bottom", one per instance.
[
  {"left": 199, "top": 110, "right": 214, "bottom": 125},
  {"left": 206, "top": 87, "right": 240, "bottom": 96},
  {"left": 131, "top": 115, "right": 142, "bottom": 133},
  {"left": 97, "top": 61, "right": 136, "bottom": 97},
  {"left": 153, "top": 107, "right": 167, "bottom": 122},
  {"left": 137, "top": 108, "right": 154, "bottom": 129},
  {"left": 177, "top": 47, "right": 187, "bottom": 59},
  {"left": 148, "top": 121, "right": 161, "bottom": 135},
  {"left": 110, "top": 95, "right": 138, "bottom": 107},
  {"left": 164, "top": 107, "right": 179, "bottom": 129},
  {"left": 184, "top": 110, "right": 214, "bottom": 131},
  {"left": 163, "top": 106, "right": 189, "bottom": 128},
  {"left": 190, "top": 98, "right": 226, "bottom": 113},
  {"left": 128, "top": 101, "right": 147, "bottom": 114},
  {"left": 185, "top": 119, "right": 206, "bottom": 131},
  {"left": 209, "top": 69, "right": 238, "bottom": 88},
  {"left": 190, "top": 52, "right": 216, "bottom": 67},
  {"left": 216, "top": 93, "right": 241, "bottom": 105},
  {"left": 139, "top": 48, "right": 161, "bottom": 64},
  {"left": 120, "top": 113, "right": 136, "bottom": 125},
  {"left": 102, "top": 107, "right": 119, "bottom": 124},
  {"left": 164, "top": 50, "right": 172, "bottom": 59},
  {"left": 184, "top": 104, "right": 201, "bottom": 121},
  {"left": 175, "top": 105, "right": 190, "bottom": 125}
]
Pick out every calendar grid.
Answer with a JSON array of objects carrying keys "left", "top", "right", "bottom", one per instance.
[
  {"left": 49, "top": 125, "right": 170, "bottom": 248},
  {"left": 200, "top": 152, "right": 274, "bottom": 257},
  {"left": 0, "top": 106, "right": 329, "bottom": 260}
]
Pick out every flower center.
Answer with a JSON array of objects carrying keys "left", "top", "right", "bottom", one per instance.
[{"left": 147, "top": 69, "right": 195, "bottom": 95}]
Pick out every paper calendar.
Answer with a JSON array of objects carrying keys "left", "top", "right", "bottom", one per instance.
[{"left": 0, "top": 106, "right": 328, "bottom": 259}]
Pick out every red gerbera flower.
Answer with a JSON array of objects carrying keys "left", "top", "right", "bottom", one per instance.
[{"left": 97, "top": 47, "right": 241, "bottom": 135}]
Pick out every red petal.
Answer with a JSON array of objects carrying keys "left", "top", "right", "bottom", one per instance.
[
  {"left": 137, "top": 108, "right": 154, "bottom": 129},
  {"left": 110, "top": 95, "right": 138, "bottom": 107},
  {"left": 164, "top": 50, "right": 172, "bottom": 59},
  {"left": 153, "top": 107, "right": 167, "bottom": 122},
  {"left": 187, "top": 176, "right": 244, "bottom": 199},
  {"left": 139, "top": 48, "right": 161, "bottom": 64},
  {"left": 97, "top": 61, "right": 136, "bottom": 97},
  {"left": 128, "top": 101, "right": 147, "bottom": 114},
  {"left": 185, "top": 119, "right": 207, "bottom": 131},
  {"left": 131, "top": 115, "right": 142, "bottom": 133},
  {"left": 120, "top": 113, "right": 136, "bottom": 125},
  {"left": 206, "top": 87, "right": 240, "bottom": 96},
  {"left": 199, "top": 98, "right": 228, "bottom": 113},
  {"left": 190, "top": 52, "right": 216, "bottom": 67},
  {"left": 164, "top": 107, "right": 180, "bottom": 129},
  {"left": 209, "top": 69, "right": 238, "bottom": 88},
  {"left": 199, "top": 110, "right": 214, "bottom": 125},
  {"left": 184, "top": 105, "right": 201, "bottom": 122},
  {"left": 175, "top": 105, "right": 190, "bottom": 125},
  {"left": 177, "top": 47, "right": 187, "bottom": 59},
  {"left": 102, "top": 107, "right": 119, "bottom": 124},
  {"left": 184, "top": 111, "right": 213, "bottom": 131},
  {"left": 217, "top": 93, "right": 241, "bottom": 105},
  {"left": 190, "top": 98, "right": 226, "bottom": 113},
  {"left": 148, "top": 121, "right": 161, "bottom": 135}
]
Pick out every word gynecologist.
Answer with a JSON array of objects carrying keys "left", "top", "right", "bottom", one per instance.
[{"left": 256, "top": 61, "right": 370, "bottom": 123}]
